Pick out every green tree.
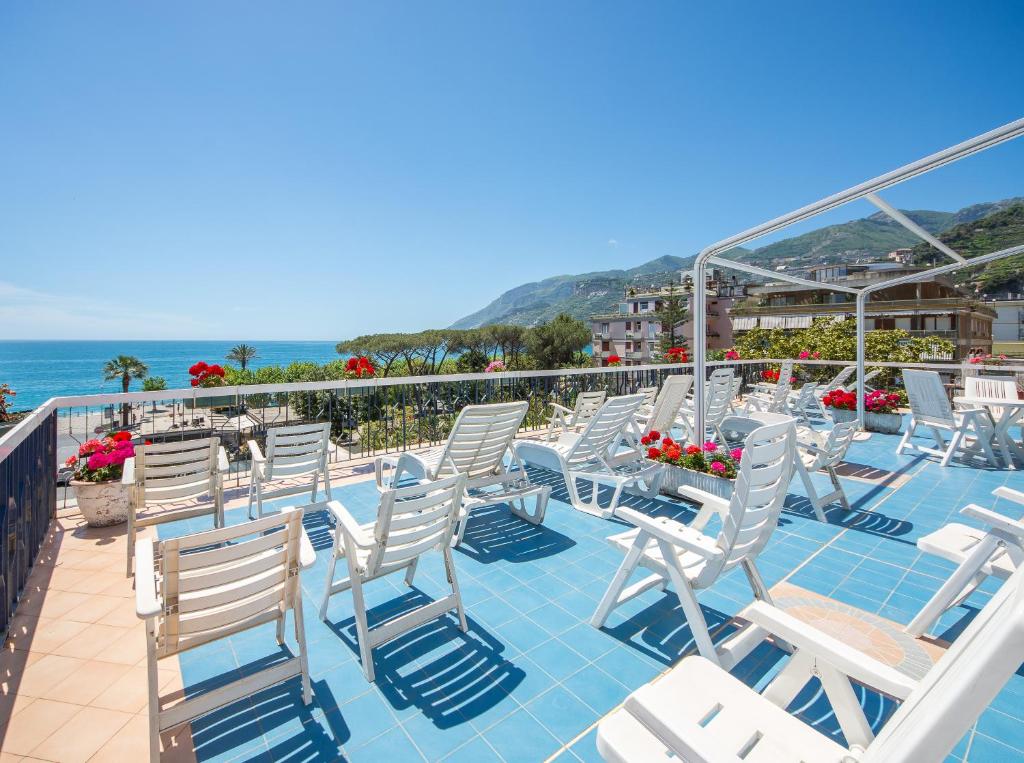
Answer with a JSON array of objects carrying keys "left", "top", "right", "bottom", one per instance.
[
  {"left": 142, "top": 377, "right": 167, "bottom": 391},
  {"left": 103, "top": 355, "right": 148, "bottom": 427},
  {"left": 226, "top": 343, "right": 258, "bottom": 370},
  {"left": 526, "top": 314, "right": 591, "bottom": 369},
  {"left": 655, "top": 283, "right": 688, "bottom": 355},
  {"left": 488, "top": 324, "right": 529, "bottom": 364}
]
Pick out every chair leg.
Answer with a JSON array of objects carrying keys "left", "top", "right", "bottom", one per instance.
[
  {"left": 292, "top": 597, "right": 313, "bottom": 705},
  {"left": 349, "top": 572, "right": 375, "bottom": 682},
  {"left": 829, "top": 467, "right": 851, "bottom": 513},
  {"left": 796, "top": 462, "right": 828, "bottom": 523},
  {"left": 404, "top": 557, "right": 419, "bottom": 586},
  {"left": 319, "top": 547, "right": 340, "bottom": 621},
  {"left": 591, "top": 531, "right": 649, "bottom": 629},
  {"left": 145, "top": 621, "right": 161, "bottom": 762},
  {"left": 905, "top": 533, "right": 1002, "bottom": 638},
  {"left": 660, "top": 543, "right": 719, "bottom": 666},
  {"left": 444, "top": 546, "right": 469, "bottom": 633},
  {"left": 323, "top": 465, "right": 332, "bottom": 501},
  {"left": 941, "top": 429, "right": 963, "bottom": 467},
  {"left": 247, "top": 480, "right": 256, "bottom": 520},
  {"left": 276, "top": 612, "right": 286, "bottom": 645}
]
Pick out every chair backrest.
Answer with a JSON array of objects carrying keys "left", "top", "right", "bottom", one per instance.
[
  {"left": 705, "top": 369, "right": 735, "bottom": 426},
  {"left": 865, "top": 563, "right": 1024, "bottom": 763},
  {"left": 435, "top": 401, "right": 528, "bottom": 480},
  {"left": 637, "top": 386, "right": 659, "bottom": 406},
  {"left": 133, "top": 437, "right": 220, "bottom": 504},
  {"left": 569, "top": 390, "right": 608, "bottom": 426},
  {"left": 964, "top": 375, "right": 1017, "bottom": 400},
  {"left": 808, "top": 421, "right": 857, "bottom": 470},
  {"left": 565, "top": 394, "right": 647, "bottom": 468},
  {"left": 902, "top": 369, "right": 954, "bottom": 426},
  {"left": 765, "top": 360, "right": 794, "bottom": 412},
  {"left": 264, "top": 422, "right": 331, "bottom": 482},
  {"left": 695, "top": 420, "right": 795, "bottom": 586},
  {"left": 730, "top": 375, "right": 742, "bottom": 401},
  {"left": 826, "top": 365, "right": 856, "bottom": 392},
  {"left": 644, "top": 376, "right": 694, "bottom": 436},
  {"left": 364, "top": 474, "right": 466, "bottom": 577},
  {"left": 153, "top": 507, "right": 306, "bottom": 656}
]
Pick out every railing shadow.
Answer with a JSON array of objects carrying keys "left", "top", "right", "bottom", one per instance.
[{"left": 455, "top": 504, "right": 575, "bottom": 564}]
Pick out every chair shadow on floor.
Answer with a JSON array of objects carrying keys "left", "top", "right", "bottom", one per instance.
[
  {"left": 187, "top": 651, "right": 344, "bottom": 762},
  {"left": 456, "top": 503, "right": 576, "bottom": 564},
  {"left": 326, "top": 591, "right": 524, "bottom": 729}
]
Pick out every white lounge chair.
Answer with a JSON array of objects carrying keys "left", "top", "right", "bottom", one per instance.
[
  {"left": 824, "top": 364, "right": 856, "bottom": 392},
  {"left": 124, "top": 437, "right": 227, "bottom": 576},
  {"left": 546, "top": 389, "right": 607, "bottom": 439},
  {"left": 596, "top": 560, "right": 1024, "bottom": 763},
  {"left": 514, "top": 394, "right": 664, "bottom": 518},
  {"left": 897, "top": 369, "right": 998, "bottom": 467},
  {"left": 247, "top": 422, "right": 332, "bottom": 519},
  {"left": 136, "top": 507, "right": 315, "bottom": 761},
  {"left": 591, "top": 419, "right": 796, "bottom": 667},
  {"left": 637, "top": 385, "right": 659, "bottom": 408},
  {"left": 374, "top": 402, "right": 550, "bottom": 545},
  {"left": 795, "top": 421, "right": 857, "bottom": 521},
  {"left": 845, "top": 368, "right": 881, "bottom": 392},
  {"left": 744, "top": 361, "right": 794, "bottom": 415},
  {"left": 634, "top": 375, "right": 694, "bottom": 439},
  {"left": 786, "top": 382, "right": 824, "bottom": 427},
  {"left": 319, "top": 474, "right": 468, "bottom": 681},
  {"left": 678, "top": 369, "right": 734, "bottom": 445},
  {"left": 905, "top": 485, "right": 1024, "bottom": 638}
]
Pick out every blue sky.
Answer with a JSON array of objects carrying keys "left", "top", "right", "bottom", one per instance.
[{"left": 1, "top": 1, "right": 1022, "bottom": 340}]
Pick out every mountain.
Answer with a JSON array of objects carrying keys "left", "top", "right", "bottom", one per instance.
[
  {"left": 450, "top": 197, "right": 1024, "bottom": 328},
  {"left": 910, "top": 202, "right": 1024, "bottom": 294}
]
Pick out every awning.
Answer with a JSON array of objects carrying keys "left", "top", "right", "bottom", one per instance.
[
  {"left": 732, "top": 317, "right": 757, "bottom": 330},
  {"left": 758, "top": 316, "right": 813, "bottom": 329}
]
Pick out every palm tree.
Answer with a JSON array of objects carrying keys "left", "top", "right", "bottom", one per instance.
[
  {"left": 103, "top": 355, "right": 148, "bottom": 427},
  {"left": 226, "top": 343, "right": 258, "bottom": 370}
]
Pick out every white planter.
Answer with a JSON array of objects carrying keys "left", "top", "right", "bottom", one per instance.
[
  {"left": 72, "top": 479, "right": 131, "bottom": 527},
  {"left": 829, "top": 407, "right": 902, "bottom": 434},
  {"left": 661, "top": 464, "right": 735, "bottom": 501}
]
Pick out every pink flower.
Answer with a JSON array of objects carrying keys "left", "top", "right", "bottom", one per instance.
[
  {"left": 702, "top": 441, "right": 717, "bottom": 452},
  {"left": 64, "top": 455, "right": 77, "bottom": 467},
  {"left": 811, "top": 351, "right": 820, "bottom": 359},
  {"left": 87, "top": 452, "right": 110, "bottom": 470},
  {"left": 969, "top": 357, "right": 981, "bottom": 364},
  {"left": 798, "top": 350, "right": 809, "bottom": 360},
  {"left": 108, "top": 449, "right": 130, "bottom": 466},
  {"left": 710, "top": 461, "right": 726, "bottom": 473},
  {"left": 730, "top": 448, "right": 743, "bottom": 460}
]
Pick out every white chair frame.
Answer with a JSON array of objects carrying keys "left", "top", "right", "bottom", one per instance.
[
  {"left": 135, "top": 507, "right": 315, "bottom": 761},
  {"left": 514, "top": 394, "right": 664, "bottom": 519},
  {"left": 319, "top": 474, "right": 468, "bottom": 682},
  {"left": 248, "top": 422, "right": 332, "bottom": 519},
  {"left": 124, "top": 437, "right": 227, "bottom": 577},
  {"left": 795, "top": 421, "right": 857, "bottom": 521},
  {"left": 905, "top": 485, "right": 1024, "bottom": 638},
  {"left": 897, "top": 369, "right": 998, "bottom": 467},
  {"left": 633, "top": 375, "right": 694, "bottom": 440},
  {"left": 374, "top": 402, "right": 550, "bottom": 545},
  {"left": 678, "top": 369, "right": 734, "bottom": 445},
  {"left": 546, "top": 389, "right": 607, "bottom": 439},
  {"left": 743, "top": 360, "right": 794, "bottom": 415},
  {"left": 591, "top": 420, "right": 796, "bottom": 668}
]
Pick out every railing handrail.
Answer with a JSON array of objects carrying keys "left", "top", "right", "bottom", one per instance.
[{"left": 2, "top": 357, "right": 1020, "bottom": 465}]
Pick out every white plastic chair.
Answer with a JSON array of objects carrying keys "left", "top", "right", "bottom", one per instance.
[
  {"left": 786, "top": 382, "right": 824, "bottom": 427},
  {"left": 897, "top": 369, "right": 998, "bottom": 467},
  {"left": 248, "top": 422, "right": 332, "bottom": 519},
  {"left": 743, "top": 360, "right": 795, "bottom": 414},
  {"left": 824, "top": 365, "right": 856, "bottom": 392},
  {"left": 514, "top": 394, "right": 664, "bottom": 518},
  {"left": 905, "top": 485, "right": 1024, "bottom": 638},
  {"left": 546, "top": 389, "right": 607, "bottom": 439},
  {"left": 124, "top": 437, "right": 227, "bottom": 576},
  {"left": 135, "top": 507, "right": 315, "bottom": 761},
  {"left": 634, "top": 375, "right": 694, "bottom": 439},
  {"left": 845, "top": 368, "right": 881, "bottom": 392},
  {"left": 678, "top": 369, "right": 734, "bottom": 444},
  {"left": 795, "top": 421, "right": 857, "bottom": 521},
  {"left": 374, "top": 402, "right": 550, "bottom": 544},
  {"left": 319, "top": 474, "right": 468, "bottom": 681},
  {"left": 591, "top": 419, "right": 796, "bottom": 667},
  {"left": 596, "top": 560, "right": 1024, "bottom": 763}
]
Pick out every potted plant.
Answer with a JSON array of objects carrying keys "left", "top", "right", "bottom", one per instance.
[
  {"left": 66, "top": 432, "right": 142, "bottom": 526},
  {"left": 663, "top": 346, "right": 688, "bottom": 364},
  {"left": 640, "top": 432, "right": 741, "bottom": 500},
  {"left": 822, "top": 389, "right": 903, "bottom": 434},
  {"left": 187, "top": 361, "right": 233, "bottom": 411}
]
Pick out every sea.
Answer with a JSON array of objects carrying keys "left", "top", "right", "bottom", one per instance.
[{"left": 0, "top": 340, "right": 343, "bottom": 411}]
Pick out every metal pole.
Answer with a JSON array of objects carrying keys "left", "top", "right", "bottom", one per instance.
[
  {"left": 856, "top": 292, "right": 867, "bottom": 430},
  {"left": 692, "top": 264, "right": 708, "bottom": 440}
]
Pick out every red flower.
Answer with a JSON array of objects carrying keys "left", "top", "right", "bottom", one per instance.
[
  {"left": 65, "top": 455, "right": 77, "bottom": 467},
  {"left": 207, "top": 364, "right": 225, "bottom": 377},
  {"left": 188, "top": 361, "right": 208, "bottom": 376},
  {"left": 346, "top": 357, "right": 359, "bottom": 371},
  {"left": 112, "top": 431, "right": 132, "bottom": 442},
  {"left": 648, "top": 430, "right": 660, "bottom": 441},
  {"left": 190, "top": 378, "right": 200, "bottom": 387},
  {"left": 661, "top": 436, "right": 674, "bottom": 447},
  {"left": 664, "top": 446, "right": 682, "bottom": 460},
  {"left": 685, "top": 445, "right": 701, "bottom": 455},
  {"left": 144, "top": 440, "right": 152, "bottom": 445},
  {"left": 647, "top": 447, "right": 662, "bottom": 459}
]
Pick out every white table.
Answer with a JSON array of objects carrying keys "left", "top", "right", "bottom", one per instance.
[{"left": 954, "top": 396, "right": 1024, "bottom": 469}]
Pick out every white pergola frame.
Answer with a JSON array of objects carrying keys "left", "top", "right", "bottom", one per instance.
[{"left": 692, "top": 117, "right": 1024, "bottom": 433}]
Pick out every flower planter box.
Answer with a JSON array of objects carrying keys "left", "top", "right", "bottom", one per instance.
[
  {"left": 72, "top": 479, "right": 131, "bottom": 527},
  {"left": 661, "top": 463, "right": 735, "bottom": 502},
  {"left": 829, "top": 407, "right": 902, "bottom": 434}
]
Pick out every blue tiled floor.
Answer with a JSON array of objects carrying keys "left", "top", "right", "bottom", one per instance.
[{"left": 157, "top": 419, "right": 1023, "bottom": 762}]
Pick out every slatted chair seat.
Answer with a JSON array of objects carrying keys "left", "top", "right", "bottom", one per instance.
[
  {"left": 514, "top": 394, "right": 664, "bottom": 518},
  {"left": 248, "top": 422, "right": 332, "bottom": 518},
  {"left": 591, "top": 419, "right": 797, "bottom": 668},
  {"left": 319, "top": 474, "right": 469, "bottom": 682},
  {"left": 375, "top": 402, "right": 550, "bottom": 545},
  {"left": 136, "top": 507, "right": 315, "bottom": 761},
  {"left": 124, "top": 437, "right": 227, "bottom": 577}
]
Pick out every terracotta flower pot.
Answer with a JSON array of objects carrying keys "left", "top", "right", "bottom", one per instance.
[{"left": 71, "top": 479, "right": 131, "bottom": 527}]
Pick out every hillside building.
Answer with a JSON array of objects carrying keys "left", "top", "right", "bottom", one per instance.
[{"left": 984, "top": 294, "right": 1024, "bottom": 357}]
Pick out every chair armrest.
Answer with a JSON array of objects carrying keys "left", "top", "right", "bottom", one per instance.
[
  {"left": 299, "top": 528, "right": 317, "bottom": 569},
  {"left": 994, "top": 486, "right": 1024, "bottom": 507},
  {"left": 744, "top": 602, "right": 917, "bottom": 699},
  {"left": 121, "top": 457, "right": 135, "bottom": 486},
  {"left": 135, "top": 538, "right": 162, "bottom": 619},
  {"left": 247, "top": 439, "right": 265, "bottom": 463},
  {"left": 961, "top": 504, "right": 1024, "bottom": 539},
  {"left": 326, "top": 500, "right": 375, "bottom": 549},
  {"left": 550, "top": 403, "right": 573, "bottom": 416},
  {"left": 684, "top": 492, "right": 730, "bottom": 531},
  {"left": 217, "top": 446, "right": 229, "bottom": 474},
  {"left": 614, "top": 507, "right": 724, "bottom": 559}
]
